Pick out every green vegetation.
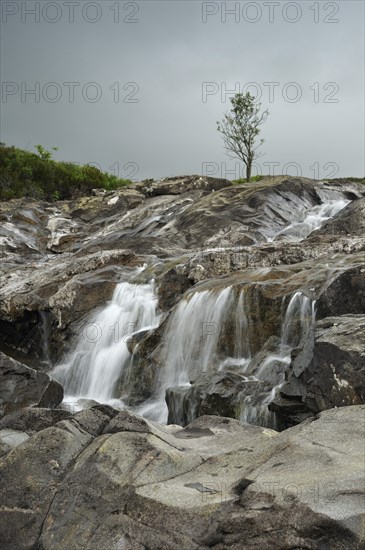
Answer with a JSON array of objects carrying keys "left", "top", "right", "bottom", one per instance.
[
  {"left": 0, "top": 143, "right": 132, "bottom": 201},
  {"left": 232, "top": 175, "right": 264, "bottom": 184}
]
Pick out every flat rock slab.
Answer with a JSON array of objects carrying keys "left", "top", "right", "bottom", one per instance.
[{"left": 0, "top": 405, "right": 363, "bottom": 549}]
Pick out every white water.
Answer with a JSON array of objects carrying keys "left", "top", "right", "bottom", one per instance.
[
  {"left": 137, "top": 286, "right": 315, "bottom": 427},
  {"left": 52, "top": 194, "right": 344, "bottom": 423},
  {"left": 137, "top": 286, "right": 250, "bottom": 423},
  {"left": 239, "top": 291, "right": 315, "bottom": 427},
  {"left": 53, "top": 279, "right": 159, "bottom": 408},
  {"left": 270, "top": 199, "right": 349, "bottom": 242}
]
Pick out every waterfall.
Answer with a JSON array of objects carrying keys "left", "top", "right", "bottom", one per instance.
[
  {"left": 239, "top": 291, "right": 315, "bottom": 427},
  {"left": 53, "top": 279, "right": 159, "bottom": 408},
  {"left": 135, "top": 285, "right": 315, "bottom": 427},
  {"left": 137, "top": 286, "right": 243, "bottom": 423},
  {"left": 54, "top": 276, "right": 316, "bottom": 427}
]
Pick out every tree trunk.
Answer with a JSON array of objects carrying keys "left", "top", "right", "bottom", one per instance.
[{"left": 246, "top": 162, "right": 252, "bottom": 182}]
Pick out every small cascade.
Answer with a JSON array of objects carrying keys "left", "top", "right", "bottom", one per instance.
[
  {"left": 137, "top": 286, "right": 247, "bottom": 423},
  {"left": 239, "top": 291, "right": 315, "bottom": 428},
  {"left": 136, "top": 285, "right": 316, "bottom": 428},
  {"left": 53, "top": 279, "right": 159, "bottom": 408},
  {"left": 270, "top": 199, "right": 349, "bottom": 242}
]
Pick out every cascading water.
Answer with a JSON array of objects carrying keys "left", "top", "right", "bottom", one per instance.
[
  {"left": 53, "top": 279, "right": 159, "bottom": 408},
  {"left": 270, "top": 199, "right": 349, "bottom": 242},
  {"left": 135, "top": 282, "right": 315, "bottom": 428},
  {"left": 52, "top": 189, "right": 346, "bottom": 424},
  {"left": 137, "top": 286, "right": 249, "bottom": 423},
  {"left": 134, "top": 278, "right": 316, "bottom": 427},
  {"left": 239, "top": 291, "right": 316, "bottom": 428}
]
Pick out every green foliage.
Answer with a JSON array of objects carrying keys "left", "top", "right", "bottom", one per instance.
[
  {"left": 0, "top": 143, "right": 132, "bottom": 201},
  {"left": 35, "top": 144, "right": 58, "bottom": 161},
  {"left": 232, "top": 175, "right": 264, "bottom": 184}
]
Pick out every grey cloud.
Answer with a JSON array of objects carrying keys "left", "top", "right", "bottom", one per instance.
[{"left": 1, "top": 0, "right": 364, "bottom": 180}]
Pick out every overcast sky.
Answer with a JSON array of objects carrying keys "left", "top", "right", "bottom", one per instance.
[{"left": 1, "top": 0, "right": 364, "bottom": 181}]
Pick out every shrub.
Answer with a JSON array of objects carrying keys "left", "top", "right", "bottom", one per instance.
[{"left": 0, "top": 143, "right": 133, "bottom": 201}]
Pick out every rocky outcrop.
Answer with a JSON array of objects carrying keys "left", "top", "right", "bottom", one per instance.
[
  {"left": 271, "top": 315, "right": 365, "bottom": 427},
  {"left": 0, "top": 406, "right": 72, "bottom": 435},
  {"left": 316, "top": 265, "right": 365, "bottom": 318},
  {"left": 166, "top": 372, "right": 248, "bottom": 425},
  {"left": 1, "top": 175, "right": 365, "bottom": 549},
  {"left": 134, "top": 174, "right": 231, "bottom": 196},
  {"left": 129, "top": 256, "right": 365, "bottom": 421},
  {"left": 1, "top": 176, "right": 364, "bottom": 365},
  {"left": 0, "top": 405, "right": 363, "bottom": 549},
  {"left": 0, "top": 352, "right": 63, "bottom": 418},
  {"left": 0, "top": 249, "right": 140, "bottom": 363}
]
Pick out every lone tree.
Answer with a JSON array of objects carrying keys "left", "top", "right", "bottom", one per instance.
[{"left": 217, "top": 92, "right": 269, "bottom": 182}]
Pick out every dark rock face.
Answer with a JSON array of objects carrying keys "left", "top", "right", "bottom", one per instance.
[
  {"left": 304, "top": 315, "right": 365, "bottom": 410},
  {"left": 316, "top": 266, "right": 365, "bottom": 318},
  {"left": 0, "top": 352, "right": 63, "bottom": 418},
  {"left": 0, "top": 405, "right": 363, "bottom": 549},
  {"left": 157, "top": 267, "right": 194, "bottom": 310},
  {"left": 166, "top": 372, "right": 248, "bottom": 426},
  {"left": 270, "top": 315, "right": 365, "bottom": 428}
]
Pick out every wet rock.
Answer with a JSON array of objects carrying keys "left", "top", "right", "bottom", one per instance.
[
  {"left": 310, "top": 196, "right": 365, "bottom": 237},
  {"left": 120, "top": 321, "right": 168, "bottom": 404},
  {"left": 0, "top": 249, "right": 140, "bottom": 362},
  {"left": 177, "top": 238, "right": 365, "bottom": 283},
  {"left": 0, "top": 352, "right": 63, "bottom": 418},
  {"left": 1, "top": 176, "right": 364, "bottom": 367},
  {"left": 300, "top": 315, "right": 365, "bottom": 409},
  {"left": 271, "top": 315, "right": 365, "bottom": 427},
  {"left": 157, "top": 267, "right": 194, "bottom": 310},
  {"left": 316, "top": 265, "right": 365, "bottom": 318},
  {"left": 166, "top": 372, "right": 248, "bottom": 426}
]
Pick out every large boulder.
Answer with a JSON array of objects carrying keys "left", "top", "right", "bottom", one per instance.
[
  {"left": 0, "top": 352, "right": 63, "bottom": 418},
  {"left": 0, "top": 405, "right": 363, "bottom": 549},
  {"left": 166, "top": 372, "right": 250, "bottom": 426},
  {"left": 316, "top": 266, "right": 365, "bottom": 318},
  {"left": 0, "top": 409, "right": 111, "bottom": 549},
  {"left": 0, "top": 407, "right": 72, "bottom": 435},
  {"left": 270, "top": 315, "right": 365, "bottom": 427}
]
